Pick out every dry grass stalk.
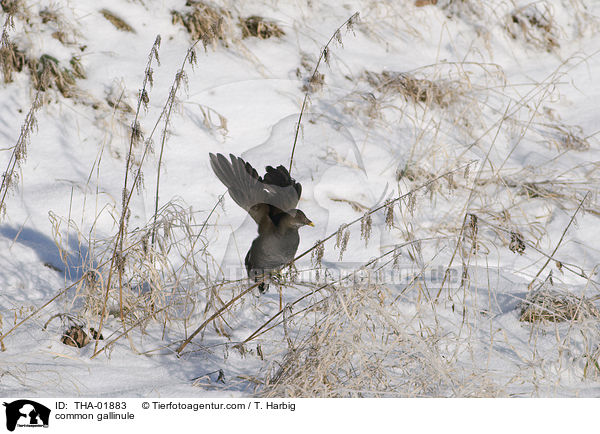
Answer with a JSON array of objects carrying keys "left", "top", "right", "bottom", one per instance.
[
  {"left": 288, "top": 12, "right": 360, "bottom": 173},
  {"left": 528, "top": 192, "right": 588, "bottom": 289},
  {"left": 93, "top": 36, "right": 162, "bottom": 354},
  {"left": 542, "top": 124, "right": 590, "bottom": 152},
  {"left": 151, "top": 41, "right": 200, "bottom": 249},
  {"left": 330, "top": 197, "right": 368, "bottom": 213},
  {"left": 0, "top": 92, "right": 42, "bottom": 219}
]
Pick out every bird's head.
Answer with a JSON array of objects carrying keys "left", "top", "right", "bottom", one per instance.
[{"left": 288, "top": 209, "right": 314, "bottom": 229}]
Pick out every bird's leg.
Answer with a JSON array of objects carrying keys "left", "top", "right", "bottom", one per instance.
[
  {"left": 279, "top": 284, "right": 282, "bottom": 311},
  {"left": 270, "top": 272, "right": 283, "bottom": 284},
  {"left": 268, "top": 271, "right": 284, "bottom": 308}
]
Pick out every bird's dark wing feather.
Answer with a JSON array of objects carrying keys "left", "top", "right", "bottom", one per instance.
[
  {"left": 209, "top": 153, "right": 302, "bottom": 223},
  {"left": 263, "top": 165, "right": 302, "bottom": 211},
  {"left": 210, "top": 153, "right": 268, "bottom": 224}
]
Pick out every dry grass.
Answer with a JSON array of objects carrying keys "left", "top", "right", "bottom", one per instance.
[
  {"left": 1, "top": 3, "right": 85, "bottom": 96},
  {"left": 540, "top": 123, "right": 591, "bottom": 152},
  {"left": 415, "top": 0, "right": 437, "bottom": 6},
  {"left": 100, "top": 9, "right": 135, "bottom": 33},
  {"left": 260, "top": 276, "right": 502, "bottom": 397},
  {"left": 0, "top": 0, "right": 19, "bottom": 16},
  {"left": 239, "top": 16, "right": 284, "bottom": 39},
  {"left": 171, "top": 1, "right": 234, "bottom": 48},
  {"left": 28, "top": 54, "right": 85, "bottom": 97},
  {"left": 49, "top": 200, "right": 217, "bottom": 342},
  {"left": 364, "top": 70, "right": 466, "bottom": 108},
  {"left": 506, "top": 4, "right": 559, "bottom": 52},
  {"left": 0, "top": 40, "right": 26, "bottom": 83},
  {"left": 1, "top": 0, "right": 23, "bottom": 84},
  {"left": 520, "top": 285, "right": 600, "bottom": 323}
]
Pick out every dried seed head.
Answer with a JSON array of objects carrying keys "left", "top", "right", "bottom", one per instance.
[
  {"left": 189, "top": 47, "right": 197, "bottom": 67},
  {"left": 121, "top": 187, "right": 129, "bottom": 208},
  {"left": 446, "top": 172, "right": 456, "bottom": 190},
  {"left": 407, "top": 192, "right": 417, "bottom": 214},
  {"left": 335, "top": 224, "right": 346, "bottom": 248},
  {"left": 141, "top": 89, "right": 149, "bottom": 110},
  {"left": 334, "top": 29, "right": 343, "bottom": 46},
  {"left": 469, "top": 213, "right": 478, "bottom": 232},
  {"left": 163, "top": 219, "right": 172, "bottom": 239},
  {"left": 340, "top": 230, "right": 350, "bottom": 260},
  {"left": 385, "top": 201, "right": 394, "bottom": 229},
  {"left": 134, "top": 169, "right": 144, "bottom": 194},
  {"left": 283, "top": 263, "right": 298, "bottom": 282},
  {"left": 346, "top": 12, "right": 359, "bottom": 34},
  {"left": 509, "top": 231, "right": 526, "bottom": 254},
  {"left": 311, "top": 241, "right": 324, "bottom": 268},
  {"left": 463, "top": 214, "right": 479, "bottom": 253},
  {"left": 131, "top": 120, "right": 143, "bottom": 146},
  {"left": 152, "top": 35, "right": 161, "bottom": 63},
  {"left": 144, "top": 138, "right": 155, "bottom": 155},
  {"left": 335, "top": 224, "right": 350, "bottom": 260},
  {"left": 360, "top": 213, "right": 372, "bottom": 246},
  {"left": 147, "top": 67, "right": 154, "bottom": 87},
  {"left": 393, "top": 247, "right": 401, "bottom": 269},
  {"left": 115, "top": 251, "right": 126, "bottom": 274},
  {"left": 302, "top": 71, "right": 325, "bottom": 93},
  {"left": 69, "top": 56, "right": 85, "bottom": 79}
]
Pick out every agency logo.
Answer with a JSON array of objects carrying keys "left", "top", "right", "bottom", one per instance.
[{"left": 3, "top": 400, "right": 50, "bottom": 431}]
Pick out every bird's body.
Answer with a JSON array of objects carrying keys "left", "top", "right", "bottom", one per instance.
[
  {"left": 245, "top": 222, "right": 299, "bottom": 272},
  {"left": 209, "top": 153, "right": 313, "bottom": 292}
]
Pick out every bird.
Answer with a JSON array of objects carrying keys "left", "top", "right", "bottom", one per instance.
[{"left": 209, "top": 153, "right": 313, "bottom": 293}]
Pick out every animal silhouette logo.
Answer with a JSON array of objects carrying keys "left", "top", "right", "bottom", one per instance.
[{"left": 3, "top": 400, "right": 50, "bottom": 431}]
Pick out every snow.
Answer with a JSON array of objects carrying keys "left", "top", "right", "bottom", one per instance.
[{"left": 1, "top": 0, "right": 600, "bottom": 397}]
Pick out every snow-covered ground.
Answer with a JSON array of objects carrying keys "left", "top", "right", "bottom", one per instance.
[{"left": 2, "top": 0, "right": 600, "bottom": 397}]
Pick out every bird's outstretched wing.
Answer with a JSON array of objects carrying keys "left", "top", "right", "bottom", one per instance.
[
  {"left": 263, "top": 164, "right": 302, "bottom": 211},
  {"left": 209, "top": 153, "right": 302, "bottom": 223}
]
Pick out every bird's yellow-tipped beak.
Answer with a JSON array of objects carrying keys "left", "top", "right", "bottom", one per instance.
[{"left": 308, "top": 221, "right": 314, "bottom": 227}]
